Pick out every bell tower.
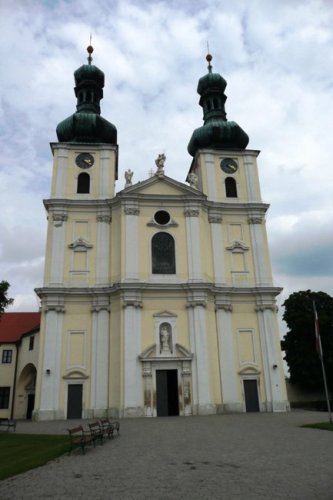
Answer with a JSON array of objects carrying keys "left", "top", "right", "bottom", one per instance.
[{"left": 35, "top": 46, "right": 118, "bottom": 420}]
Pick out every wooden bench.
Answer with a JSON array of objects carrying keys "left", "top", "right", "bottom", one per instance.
[
  {"left": 67, "top": 425, "right": 94, "bottom": 455},
  {"left": 88, "top": 421, "right": 104, "bottom": 446},
  {"left": 99, "top": 418, "right": 120, "bottom": 439},
  {"left": 0, "top": 419, "right": 16, "bottom": 432}
]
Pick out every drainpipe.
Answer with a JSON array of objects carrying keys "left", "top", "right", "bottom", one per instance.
[{"left": 11, "top": 342, "right": 19, "bottom": 420}]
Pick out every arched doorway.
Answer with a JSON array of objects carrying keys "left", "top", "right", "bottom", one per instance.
[{"left": 16, "top": 363, "right": 37, "bottom": 419}]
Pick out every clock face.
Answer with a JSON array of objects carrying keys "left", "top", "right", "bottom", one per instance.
[
  {"left": 75, "top": 152, "right": 94, "bottom": 169},
  {"left": 220, "top": 158, "right": 238, "bottom": 174}
]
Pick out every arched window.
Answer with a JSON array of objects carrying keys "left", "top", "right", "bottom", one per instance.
[
  {"left": 225, "top": 177, "right": 237, "bottom": 198},
  {"left": 213, "top": 97, "right": 218, "bottom": 109},
  {"left": 77, "top": 172, "right": 90, "bottom": 193},
  {"left": 152, "top": 232, "right": 176, "bottom": 274}
]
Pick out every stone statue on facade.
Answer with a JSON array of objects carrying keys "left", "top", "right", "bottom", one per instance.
[
  {"left": 155, "top": 153, "right": 166, "bottom": 175},
  {"left": 188, "top": 172, "right": 198, "bottom": 189},
  {"left": 124, "top": 169, "right": 133, "bottom": 187},
  {"left": 160, "top": 324, "right": 171, "bottom": 353}
]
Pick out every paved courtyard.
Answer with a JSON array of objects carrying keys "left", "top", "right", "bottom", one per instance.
[{"left": 0, "top": 411, "right": 332, "bottom": 499}]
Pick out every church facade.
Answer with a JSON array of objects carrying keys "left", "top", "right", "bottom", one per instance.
[{"left": 34, "top": 47, "right": 288, "bottom": 420}]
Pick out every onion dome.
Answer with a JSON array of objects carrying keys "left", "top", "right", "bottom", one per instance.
[
  {"left": 188, "top": 54, "right": 248, "bottom": 156},
  {"left": 56, "top": 45, "right": 117, "bottom": 144}
]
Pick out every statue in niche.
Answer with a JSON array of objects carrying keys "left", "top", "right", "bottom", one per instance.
[
  {"left": 160, "top": 323, "right": 172, "bottom": 353},
  {"left": 124, "top": 169, "right": 133, "bottom": 187},
  {"left": 155, "top": 153, "right": 166, "bottom": 175},
  {"left": 188, "top": 172, "right": 198, "bottom": 189}
]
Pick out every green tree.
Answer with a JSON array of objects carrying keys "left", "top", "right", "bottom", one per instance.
[
  {"left": 0, "top": 281, "right": 13, "bottom": 314},
  {"left": 282, "top": 290, "right": 333, "bottom": 392}
]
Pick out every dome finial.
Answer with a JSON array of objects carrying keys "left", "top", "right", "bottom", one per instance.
[
  {"left": 87, "top": 33, "right": 94, "bottom": 65},
  {"left": 206, "top": 53, "right": 213, "bottom": 73}
]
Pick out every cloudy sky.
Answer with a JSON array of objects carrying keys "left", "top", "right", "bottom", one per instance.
[{"left": 1, "top": 0, "right": 332, "bottom": 335}]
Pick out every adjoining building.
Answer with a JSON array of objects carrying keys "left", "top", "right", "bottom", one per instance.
[
  {"left": 0, "top": 312, "right": 40, "bottom": 420},
  {"left": 33, "top": 47, "right": 288, "bottom": 420}
]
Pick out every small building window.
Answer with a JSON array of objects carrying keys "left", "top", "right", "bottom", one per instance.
[
  {"left": 29, "top": 336, "right": 35, "bottom": 351},
  {"left": 2, "top": 350, "right": 12, "bottom": 364},
  {"left": 0, "top": 387, "right": 10, "bottom": 409},
  {"left": 225, "top": 177, "right": 237, "bottom": 198},
  {"left": 152, "top": 232, "right": 176, "bottom": 274},
  {"left": 77, "top": 173, "right": 90, "bottom": 193}
]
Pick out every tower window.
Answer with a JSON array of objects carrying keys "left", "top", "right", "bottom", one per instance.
[
  {"left": 152, "top": 232, "right": 176, "bottom": 274},
  {"left": 213, "top": 97, "right": 218, "bottom": 109},
  {"left": 206, "top": 100, "right": 212, "bottom": 111},
  {"left": 225, "top": 177, "right": 237, "bottom": 198},
  {"left": 77, "top": 172, "right": 90, "bottom": 193}
]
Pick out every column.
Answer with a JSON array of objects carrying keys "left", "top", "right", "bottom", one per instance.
[
  {"left": 184, "top": 206, "right": 202, "bottom": 281},
  {"left": 256, "top": 305, "right": 288, "bottom": 412},
  {"left": 90, "top": 301, "right": 110, "bottom": 416},
  {"left": 124, "top": 205, "right": 140, "bottom": 281},
  {"left": 123, "top": 298, "right": 143, "bottom": 416},
  {"left": 38, "top": 304, "right": 65, "bottom": 420},
  {"left": 215, "top": 303, "right": 242, "bottom": 412},
  {"left": 96, "top": 212, "right": 111, "bottom": 284},
  {"left": 187, "top": 296, "right": 214, "bottom": 414},
  {"left": 208, "top": 212, "right": 225, "bottom": 284}
]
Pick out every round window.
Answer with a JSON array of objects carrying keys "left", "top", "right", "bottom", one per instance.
[{"left": 154, "top": 210, "right": 170, "bottom": 225}]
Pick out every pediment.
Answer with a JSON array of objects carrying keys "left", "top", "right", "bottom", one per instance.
[
  {"left": 139, "top": 343, "right": 193, "bottom": 361},
  {"left": 153, "top": 310, "right": 178, "bottom": 318},
  {"left": 118, "top": 174, "right": 204, "bottom": 198},
  {"left": 68, "top": 238, "right": 93, "bottom": 251},
  {"left": 238, "top": 365, "right": 261, "bottom": 376},
  {"left": 63, "top": 370, "right": 89, "bottom": 380}
]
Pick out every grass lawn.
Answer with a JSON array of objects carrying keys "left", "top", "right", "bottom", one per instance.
[
  {"left": 0, "top": 433, "right": 69, "bottom": 481},
  {"left": 302, "top": 422, "right": 333, "bottom": 431}
]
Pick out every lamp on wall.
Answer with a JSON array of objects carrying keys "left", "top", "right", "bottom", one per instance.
[
  {"left": 272, "top": 364, "right": 278, "bottom": 369},
  {"left": 46, "top": 369, "right": 51, "bottom": 375}
]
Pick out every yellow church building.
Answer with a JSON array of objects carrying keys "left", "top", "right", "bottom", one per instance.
[{"left": 34, "top": 47, "right": 288, "bottom": 420}]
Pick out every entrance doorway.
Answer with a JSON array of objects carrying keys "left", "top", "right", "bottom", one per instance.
[
  {"left": 156, "top": 370, "right": 179, "bottom": 416},
  {"left": 67, "top": 384, "right": 83, "bottom": 419},
  {"left": 26, "top": 394, "right": 35, "bottom": 419},
  {"left": 243, "top": 379, "right": 260, "bottom": 412}
]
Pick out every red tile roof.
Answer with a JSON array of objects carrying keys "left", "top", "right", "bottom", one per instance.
[{"left": 0, "top": 312, "right": 41, "bottom": 343}]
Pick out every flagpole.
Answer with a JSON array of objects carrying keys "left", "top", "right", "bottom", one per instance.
[{"left": 313, "top": 301, "right": 332, "bottom": 424}]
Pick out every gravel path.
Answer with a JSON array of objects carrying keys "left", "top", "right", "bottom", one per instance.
[{"left": 1, "top": 411, "right": 332, "bottom": 499}]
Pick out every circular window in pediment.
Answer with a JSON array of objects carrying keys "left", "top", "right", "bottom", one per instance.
[{"left": 154, "top": 210, "right": 170, "bottom": 225}]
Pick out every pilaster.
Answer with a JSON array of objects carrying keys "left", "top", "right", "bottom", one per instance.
[
  {"left": 124, "top": 203, "right": 140, "bottom": 281},
  {"left": 96, "top": 210, "right": 112, "bottom": 284},
  {"left": 123, "top": 295, "right": 143, "bottom": 416},
  {"left": 184, "top": 204, "right": 202, "bottom": 281},
  {"left": 208, "top": 210, "right": 225, "bottom": 284},
  {"left": 256, "top": 304, "right": 288, "bottom": 412},
  {"left": 248, "top": 215, "right": 270, "bottom": 286},
  {"left": 38, "top": 302, "right": 65, "bottom": 420},
  {"left": 215, "top": 301, "right": 242, "bottom": 412},
  {"left": 90, "top": 298, "right": 110, "bottom": 415},
  {"left": 187, "top": 294, "right": 214, "bottom": 414}
]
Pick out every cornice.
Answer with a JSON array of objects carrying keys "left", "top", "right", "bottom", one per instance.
[{"left": 35, "top": 283, "right": 283, "bottom": 298}]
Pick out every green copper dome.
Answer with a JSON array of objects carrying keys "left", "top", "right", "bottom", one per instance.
[
  {"left": 188, "top": 54, "right": 248, "bottom": 156},
  {"left": 56, "top": 46, "right": 117, "bottom": 144}
]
